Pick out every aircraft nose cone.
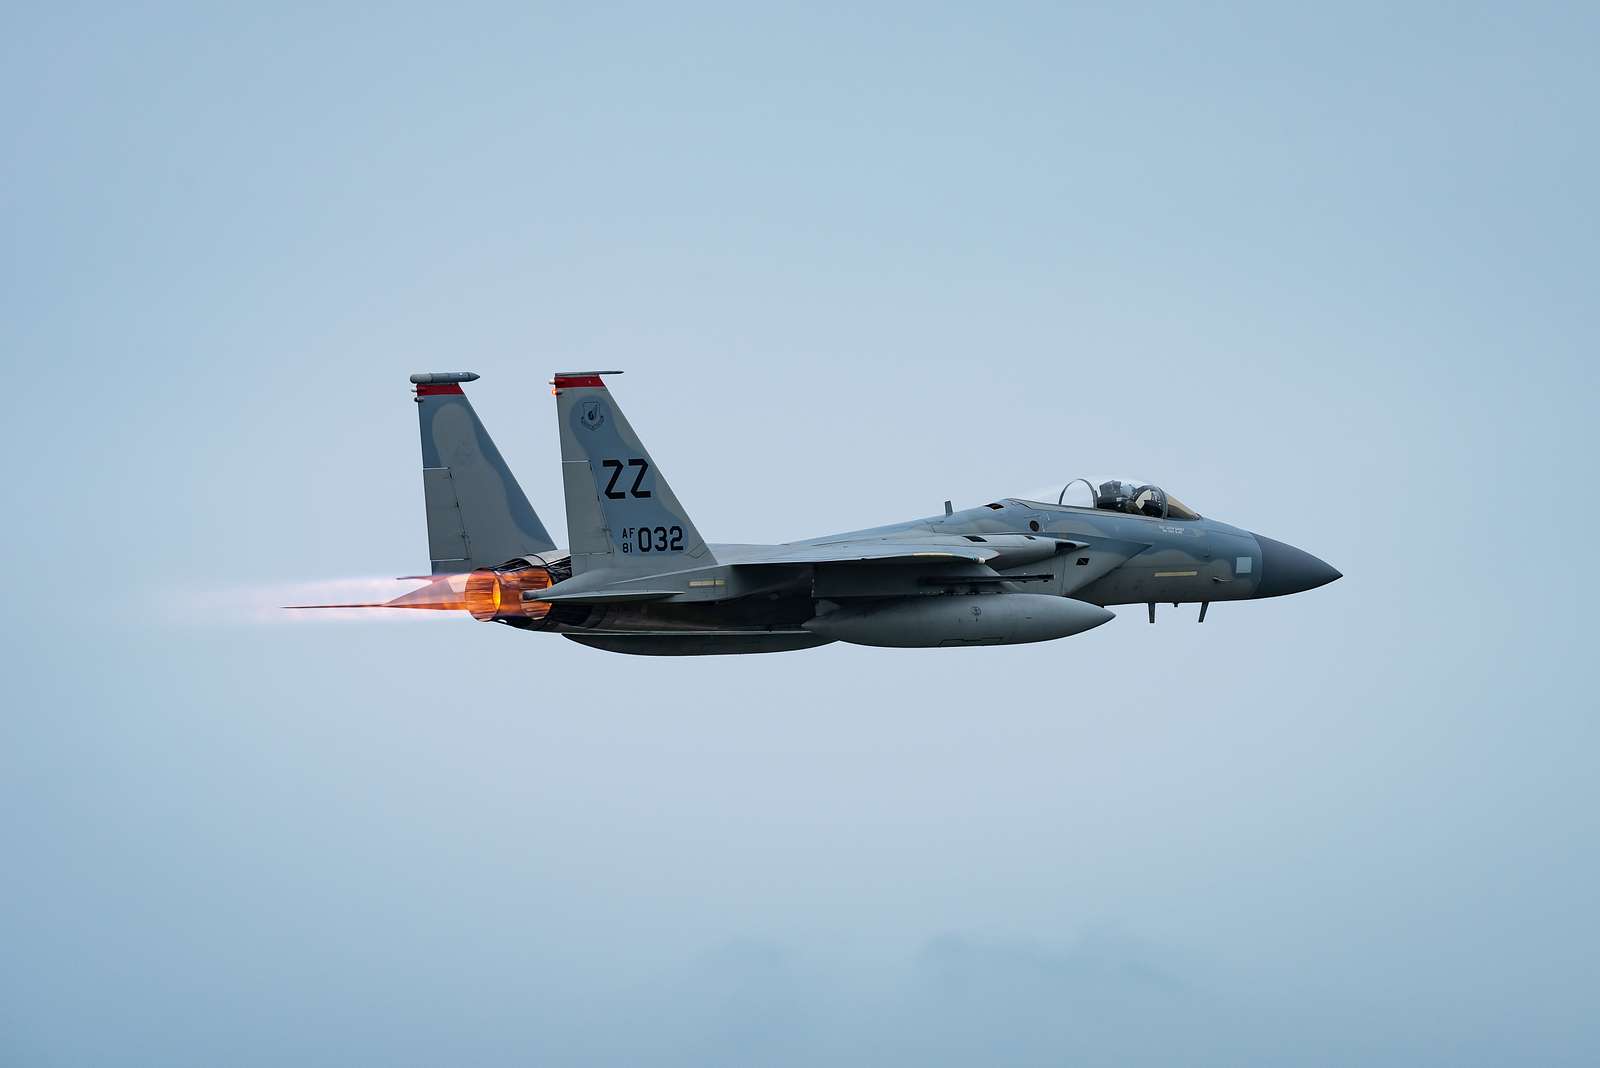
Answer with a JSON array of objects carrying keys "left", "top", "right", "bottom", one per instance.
[{"left": 1252, "top": 534, "right": 1342, "bottom": 598}]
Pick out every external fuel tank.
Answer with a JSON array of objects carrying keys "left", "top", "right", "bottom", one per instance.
[{"left": 804, "top": 594, "right": 1114, "bottom": 648}]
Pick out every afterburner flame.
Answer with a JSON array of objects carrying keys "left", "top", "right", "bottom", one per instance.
[
  {"left": 281, "top": 562, "right": 556, "bottom": 624},
  {"left": 273, "top": 574, "right": 456, "bottom": 618},
  {"left": 465, "top": 566, "right": 553, "bottom": 622}
]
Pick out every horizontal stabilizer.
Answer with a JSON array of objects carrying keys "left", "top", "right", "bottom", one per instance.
[{"left": 533, "top": 589, "right": 681, "bottom": 604}]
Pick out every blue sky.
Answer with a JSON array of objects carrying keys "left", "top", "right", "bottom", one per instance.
[{"left": 3, "top": 4, "right": 1596, "bottom": 1064}]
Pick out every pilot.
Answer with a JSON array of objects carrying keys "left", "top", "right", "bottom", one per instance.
[{"left": 1132, "top": 486, "right": 1165, "bottom": 518}]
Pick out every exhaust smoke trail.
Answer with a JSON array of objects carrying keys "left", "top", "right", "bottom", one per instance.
[{"left": 160, "top": 575, "right": 469, "bottom": 626}]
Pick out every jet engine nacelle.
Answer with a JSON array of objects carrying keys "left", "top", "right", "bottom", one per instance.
[
  {"left": 804, "top": 593, "right": 1113, "bottom": 648},
  {"left": 464, "top": 560, "right": 559, "bottom": 622}
]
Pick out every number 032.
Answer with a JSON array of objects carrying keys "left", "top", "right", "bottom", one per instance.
[{"left": 622, "top": 525, "right": 684, "bottom": 553}]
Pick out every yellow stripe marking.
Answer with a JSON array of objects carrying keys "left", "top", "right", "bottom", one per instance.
[{"left": 1154, "top": 570, "right": 1198, "bottom": 578}]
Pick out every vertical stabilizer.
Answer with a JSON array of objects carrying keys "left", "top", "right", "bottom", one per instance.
[
  {"left": 413, "top": 372, "right": 555, "bottom": 572},
  {"left": 552, "top": 372, "right": 710, "bottom": 575}
]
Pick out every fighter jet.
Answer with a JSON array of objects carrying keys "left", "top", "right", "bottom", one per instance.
[{"left": 292, "top": 371, "right": 1340, "bottom": 654}]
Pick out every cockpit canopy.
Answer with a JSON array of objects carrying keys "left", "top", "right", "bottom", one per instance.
[{"left": 1021, "top": 478, "right": 1202, "bottom": 521}]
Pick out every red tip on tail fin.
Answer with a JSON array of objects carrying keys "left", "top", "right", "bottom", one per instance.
[{"left": 551, "top": 370, "right": 623, "bottom": 391}]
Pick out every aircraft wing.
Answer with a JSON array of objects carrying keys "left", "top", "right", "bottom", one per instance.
[
  {"left": 730, "top": 542, "right": 1002, "bottom": 566},
  {"left": 527, "top": 535, "right": 1095, "bottom": 605},
  {"left": 725, "top": 533, "right": 1084, "bottom": 569}
]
